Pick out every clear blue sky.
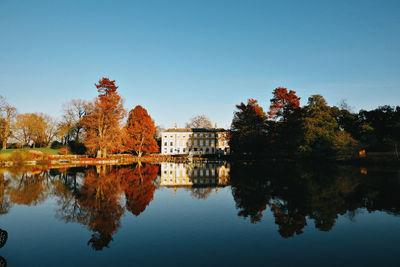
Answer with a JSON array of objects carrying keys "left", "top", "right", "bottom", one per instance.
[{"left": 1, "top": 0, "right": 399, "bottom": 128}]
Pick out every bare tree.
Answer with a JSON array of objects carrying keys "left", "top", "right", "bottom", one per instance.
[
  {"left": 338, "top": 99, "right": 353, "bottom": 112},
  {"left": 0, "top": 96, "right": 17, "bottom": 149},
  {"left": 185, "top": 115, "right": 212, "bottom": 129},
  {"left": 61, "top": 99, "right": 88, "bottom": 143}
]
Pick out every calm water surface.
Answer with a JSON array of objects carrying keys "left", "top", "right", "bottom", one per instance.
[{"left": 0, "top": 162, "right": 399, "bottom": 266}]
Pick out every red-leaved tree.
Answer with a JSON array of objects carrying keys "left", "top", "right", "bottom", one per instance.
[
  {"left": 123, "top": 105, "right": 158, "bottom": 157},
  {"left": 268, "top": 87, "right": 300, "bottom": 121}
]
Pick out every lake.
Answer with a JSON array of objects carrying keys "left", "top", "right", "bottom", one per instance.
[{"left": 0, "top": 162, "right": 399, "bottom": 266}]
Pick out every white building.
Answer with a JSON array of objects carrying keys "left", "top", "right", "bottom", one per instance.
[{"left": 161, "top": 127, "right": 230, "bottom": 155}]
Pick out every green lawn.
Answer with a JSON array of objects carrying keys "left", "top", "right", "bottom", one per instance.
[{"left": 0, "top": 148, "right": 61, "bottom": 155}]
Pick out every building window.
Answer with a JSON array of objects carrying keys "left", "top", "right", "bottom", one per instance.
[
  {"left": 183, "top": 148, "right": 186, "bottom": 153},
  {"left": 194, "top": 148, "right": 198, "bottom": 151},
  {"left": 205, "top": 140, "right": 209, "bottom": 146},
  {"left": 170, "top": 148, "right": 173, "bottom": 153},
  {"left": 170, "top": 142, "right": 173, "bottom": 146},
  {"left": 206, "top": 148, "right": 209, "bottom": 153},
  {"left": 164, "top": 142, "right": 167, "bottom": 146},
  {"left": 200, "top": 140, "right": 203, "bottom": 146}
]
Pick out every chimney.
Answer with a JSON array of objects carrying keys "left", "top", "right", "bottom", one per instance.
[
  {"left": 174, "top": 123, "right": 177, "bottom": 129},
  {"left": 215, "top": 123, "right": 218, "bottom": 129}
]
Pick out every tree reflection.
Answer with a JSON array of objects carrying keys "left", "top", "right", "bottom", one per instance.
[
  {"left": 1, "top": 162, "right": 400, "bottom": 246},
  {"left": 8, "top": 168, "right": 54, "bottom": 206},
  {"left": 78, "top": 166, "right": 124, "bottom": 250},
  {"left": 190, "top": 187, "right": 213, "bottom": 200},
  {"left": 0, "top": 172, "right": 11, "bottom": 215},
  {"left": 120, "top": 164, "right": 158, "bottom": 216},
  {"left": 230, "top": 162, "right": 400, "bottom": 238}
]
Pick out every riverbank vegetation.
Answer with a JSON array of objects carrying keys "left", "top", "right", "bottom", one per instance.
[
  {"left": 230, "top": 88, "right": 400, "bottom": 162},
  {"left": 1, "top": 80, "right": 399, "bottom": 163}
]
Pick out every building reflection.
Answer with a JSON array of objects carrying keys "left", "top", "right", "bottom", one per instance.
[
  {"left": 160, "top": 162, "right": 230, "bottom": 195},
  {"left": 0, "top": 162, "right": 400, "bottom": 247}
]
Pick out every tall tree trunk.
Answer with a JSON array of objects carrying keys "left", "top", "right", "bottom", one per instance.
[{"left": 75, "top": 127, "right": 80, "bottom": 143}]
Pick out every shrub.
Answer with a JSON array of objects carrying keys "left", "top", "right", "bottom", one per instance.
[
  {"left": 59, "top": 148, "right": 69, "bottom": 155},
  {"left": 51, "top": 141, "right": 64, "bottom": 149}
]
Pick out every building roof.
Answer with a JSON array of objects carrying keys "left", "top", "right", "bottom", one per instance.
[{"left": 163, "top": 128, "right": 228, "bottom": 133}]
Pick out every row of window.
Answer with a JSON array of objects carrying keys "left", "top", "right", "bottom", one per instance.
[
  {"left": 163, "top": 147, "right": 217, "bottom": 153},
  {"left": 163, "top": 133, "right": 227, "bottom": 139},
  {"left": 163, "top": 169, "right": 216, "bottom": 177},
  {"left": 162, "top": 178, "right": 225, "bottom": 184},
  {"left": 164, "top": 140, "right": 222, "bottom": 147}
]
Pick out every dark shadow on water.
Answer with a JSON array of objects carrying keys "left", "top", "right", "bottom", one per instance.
[{"left": 230, "top": 161, "right": 400, "bottom": 237}]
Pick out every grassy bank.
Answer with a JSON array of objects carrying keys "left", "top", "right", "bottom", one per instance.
[
  {"left": 0, "top": 148, "right": 61, "bottom": 162},
  {"left": 0, "top": 148, "right": 61, "bottom": 155}
]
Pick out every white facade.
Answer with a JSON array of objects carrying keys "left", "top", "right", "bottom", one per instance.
[{"left": 161, "top": 128, "right": 230, "bottom": 155}]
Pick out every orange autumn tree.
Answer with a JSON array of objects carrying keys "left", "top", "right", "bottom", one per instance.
[
  {"left": 268, "top": 87, "right": 300, "bottom": 122},
  {"left": 123, "top": 105, "right": 158, "bottom": 157},
  {"left": 82, "top": 78, "right": 126, "bottom": 158}
]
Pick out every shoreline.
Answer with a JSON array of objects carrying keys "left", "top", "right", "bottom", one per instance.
[{"left": 0, "top": 152, "right": 398, "bottom": 168}]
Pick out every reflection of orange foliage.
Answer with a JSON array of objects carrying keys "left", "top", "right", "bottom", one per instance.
[
  {"left": 360, "top": 168, "right": 368, "bottom": 175},
  {"left": 359, "top": 150, "right": 366, "bottom": 157},
  {"left": 78, "top": 167, "right": 124, "bottom": 250},
  {"left": 9, "top": 174, "right": 44, "bottom": 205},
  {"left": 120, "top": 164, "right": 159, "bottom": 216}
]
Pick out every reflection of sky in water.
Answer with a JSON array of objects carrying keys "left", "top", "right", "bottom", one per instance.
[{"left": 0, "top": 163, "right": 399, "bottom": 265}]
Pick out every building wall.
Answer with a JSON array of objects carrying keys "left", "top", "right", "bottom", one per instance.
[{"left": 161, "top": 129, "right": 230, "bottom": 155}]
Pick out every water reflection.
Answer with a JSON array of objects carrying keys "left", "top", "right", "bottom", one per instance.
[
  {"left": 0, "top": 162, "right": 399, "bottom": 251},
  {"left": 160, "top": 162, "right": 230, "bottom": 198},
  {"left": 230, "top": 162, "right": 400, "bottom": 237}
]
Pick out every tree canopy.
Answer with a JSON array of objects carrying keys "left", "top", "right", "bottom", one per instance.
[
  {"left": 82, "top": 78, "right": 126, "bottom": 158},
  {"left": 123, "top": 105, "right": 158, "bottom": 157}
]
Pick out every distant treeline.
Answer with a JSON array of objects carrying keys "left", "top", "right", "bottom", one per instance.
[
  {"left": 229, "top": 88, "right": 400, "bottom": 159},
  {"left": 1, "top": 84, "right": 399, "bottom": 160}
]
